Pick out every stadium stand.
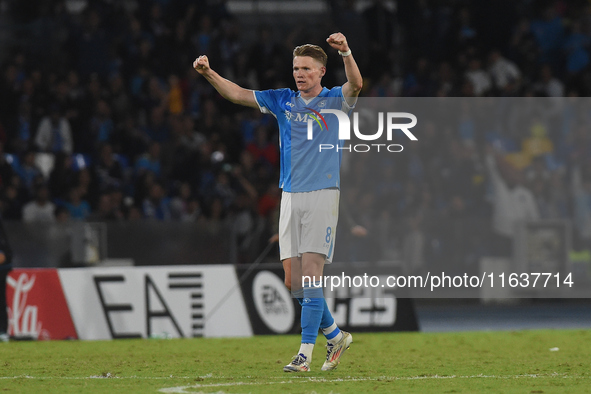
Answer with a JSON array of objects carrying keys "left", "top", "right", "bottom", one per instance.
[{"left": 0, "top": 0, "right": 590, "bottom": 267}]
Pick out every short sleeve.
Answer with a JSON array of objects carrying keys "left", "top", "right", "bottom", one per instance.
[
  {"left": 337, "top": 85, "right": 357, "bottom": 110},
  {"left": 327, "top": 86, "right": 356, "bottom": 111},
  {"left": 254, "top": 90, "right": 279, "bottom": 115}
]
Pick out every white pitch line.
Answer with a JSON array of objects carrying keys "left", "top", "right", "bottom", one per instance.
[
  {"left": 158, "top": 373, "right": 584, "bottom": 393},
  {"left": 268, "top": 372, "right": 577, "bottom": 380},
  {"left": 0, "top": 375, "right": 195, "bottom": 380},
  {"left": 0, "top": 373, "right": 214, "bottom": 380}
]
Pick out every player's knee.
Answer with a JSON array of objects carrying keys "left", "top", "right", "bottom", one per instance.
[{"left": 284, "top": 277, "right": 292, "bottom": 291}]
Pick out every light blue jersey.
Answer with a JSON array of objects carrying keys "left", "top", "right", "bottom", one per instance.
[{"left": 254, "top": 87, "right": 353, "bottom": 192}]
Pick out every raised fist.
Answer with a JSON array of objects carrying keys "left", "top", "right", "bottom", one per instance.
[
  {"left": 326, "top": 33, "right": 349, "bottom": 53},
  {"left": 193, "top": 55, "right": 210, "bottom": 74}
]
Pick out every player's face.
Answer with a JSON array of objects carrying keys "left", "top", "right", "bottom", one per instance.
[{"left": 293, "top": 56, "right": 326, "bottom": 95}]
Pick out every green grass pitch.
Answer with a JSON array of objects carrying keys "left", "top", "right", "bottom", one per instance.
[{"left": 1, "top": 330, "right": 589, "bottom": 393}]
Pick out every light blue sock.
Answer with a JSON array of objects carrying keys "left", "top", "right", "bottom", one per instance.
[
  {"left": 301, "top": 282, "right": 324, "bottom": 344},
  {"left": 320, "top": 299, "right": 341, "bottom": 340},
  {"left": 320, "top": 298, "right": 334, "bottom": 328}
]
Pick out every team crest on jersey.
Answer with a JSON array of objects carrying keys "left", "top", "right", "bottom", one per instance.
[
  {"left": 284, "top": 110, "right": 292, "bottom": 121},
  {"left": 318, "top": 100, "right": 326, "bottom": 107},
  {"left": 284, "top": 102, "right": 294, "bottom": 122}
]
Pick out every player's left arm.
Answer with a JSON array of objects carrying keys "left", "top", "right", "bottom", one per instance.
[{"left": 326, "top": 32, "right": 363, "bottom": 106}]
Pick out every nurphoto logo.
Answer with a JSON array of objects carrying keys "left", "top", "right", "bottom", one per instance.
[{"left": 306, "top": 109, "right": 418, "bottom": 153}]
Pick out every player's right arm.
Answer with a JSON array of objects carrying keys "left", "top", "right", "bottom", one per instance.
[{"left": 193, "top": 55, "right": 258, "bottom": 108}]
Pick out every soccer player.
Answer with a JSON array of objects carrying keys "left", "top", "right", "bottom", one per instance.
[{"left": 193, "top": 32, "right": 362, "bottom": 372}]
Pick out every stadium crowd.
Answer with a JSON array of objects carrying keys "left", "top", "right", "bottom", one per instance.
[{"left": 0, "top": 0, "right": 591, "bottom": 265}]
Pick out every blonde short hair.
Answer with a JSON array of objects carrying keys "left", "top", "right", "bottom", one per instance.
[{"left": 293, "top": 44, "right": 327, "bottom": 66}]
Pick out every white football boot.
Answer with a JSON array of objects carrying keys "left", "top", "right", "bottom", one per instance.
[
  {"left": 283, "top": 353, "right": 310, "bottom": 372},
  {"left": 321, "top": 331, "right": 353, "bottom": 371}
]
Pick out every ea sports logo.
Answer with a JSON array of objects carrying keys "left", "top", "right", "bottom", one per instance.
[{"left": 252, "top": 271, "right": 295, "bottom": 333}]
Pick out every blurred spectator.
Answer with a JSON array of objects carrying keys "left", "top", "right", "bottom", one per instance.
[
  {"left": 108, "top": 187, "right": 126, "bottom": 220},
  {"left": 258, "top": 184, "right": 280, "bottom": 218},
  {"left": 509, "top": 18, "right": 540, "bottom": 79},
  {"left": 55, "top": 206, "right": 71, "bottom": 223},
  {"left": 563, "top": 20, "right": 591, "bottom": 76},
  {"left": 533, "top": 65, "right": 565, "bottom": 97},
  {"left": 14, "top": 102, "right": 33, "bottom": 153},
  {"left": 18, "top": 151, "right": 43, "bottom": 193},
  {"left": 89, "top": 100, "right": 114, "bottom": 147},
  {"left": 204, "top": 197, "right": 225, "bottom": 235},
  {"left": 170, "top": 182, "right": 194, "bottom": 221},
  {"left": 67, "top": 71, "right": 85, "bottom": 107},
  {"left": 246, "top": 127, "right": 278, "bottom": 167},
  {"left": 87, "top": 193, "right": 123, "bottom": 222},
  {"left": 95, "top": 144, "right": 124, "bottom": 192},
  {"left": 485, "top": 149, "right": 540, "bottom": 255},
  {"left": 403, "top": 58, "right": 434, "bottom": 97},
  {"left": 35, "top": 105, "right": 73, "bottom": 154},
  {"left": 0, "top": 64, "right": 20, "bottom": 134},
  {"left": 0, "top": 142, "right": 15, "bottom": 188},
  {"left": 178, "top": 115, "right": 206, "bottom": 151},
  {"left": 402, "top": 215, "right": 425, "bottom": 273},
  {"left": 116, "top": 114, "right": 150, "bottom": 158},
  {"left": 230, "top": 192, "right": 260, "bottom": 264},
  {"left": 214, "top": 171, "right": 235, "bottom": 210},
  {"left": 524, "top": 156, "right": 552, "bottom": 185},
  {"left": 488, "top": 50, "right": 521, "bottom": 94},
  {"left": 522, "top": 120, "right": 554, "bottom": 158},
  {"left": 435, "top": 63, "right": 457, "bottom": 97},
  {"left": 1, "top": 185, "right": 23, "bottom": 220},
  {"left": 456, "top": 7, "right": 478, "bottom": 48},
  {"left": 48, "top": 153, "right": 75, "bottom": 200},
  {"left": 143, "top": 106, "right": 170, "bottom": 143},
  {"left": 142, "top": 181, "right": 171, "bottom": 220},
  {"left": 465, "top": 59, "right": 492, "bottom": 96},
  {"left": 135, "top": 141, "right": 162, "bottom": 177},
  {"left": 22, "top": 185, "right": 55, "bottom": 223},
  {"left": 63, "top": 186, "right": 91, "bottom": 220},
  {"left": 167, "top": 75, "right": 184, "bottom": 115},
  {"left": 108, "top": 73, "right": 131, "bottom": 122},
  {"left": 530, "top": 5, "right": 565, "bottom": 67},
  {"left": 369, "top": 73, "right": 399, "bottom": 97},
  {"left": 75, "top": 168, "right": 99, "bottom": 208},
  {"left": 183, "top": 198, "right": 203, "bottom": 222}
]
